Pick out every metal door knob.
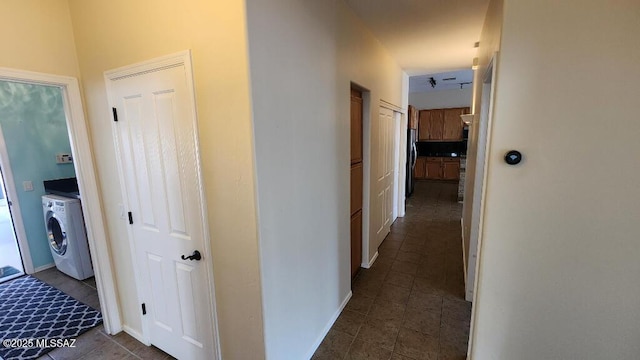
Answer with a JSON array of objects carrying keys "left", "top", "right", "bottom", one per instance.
[{"left": 181, "top": 250, "right": 202, "bottom": 261}]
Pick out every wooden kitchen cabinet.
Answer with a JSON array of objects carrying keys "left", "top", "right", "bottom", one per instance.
[
  {"left": 443, "top": 108, "right": 465, "bottom": 141},
  {"left": 418, "top": 110, "right": 444, "bottom": 141},
  {"left": 426, "top": 159, "right": 442, "bottom": 180},
  {"left": 415, "top": 157, "right": 426, "bottom": 180},
  {"left": 442, "top": 159, "right": 461, "bottom": 180},
  {"left": 420, "top": 157, "right": 461, "bottom": 180},
  {"left": 408, "top": 105, "right": 419, "bottom": 129},
  {"left": 418, "top": 107, "right": 469, "bottom": 141}
]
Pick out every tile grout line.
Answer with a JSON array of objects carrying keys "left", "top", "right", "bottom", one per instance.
[{"left": 97, "top": 329, "right": 143, "bottom": 360}]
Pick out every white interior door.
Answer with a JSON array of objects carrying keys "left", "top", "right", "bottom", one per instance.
[
  {"left": 374, "top": 106, "right": 395, "bottom": 247},
  {"left": 107, "top": 54, "right": 218, "bottom": 360}
]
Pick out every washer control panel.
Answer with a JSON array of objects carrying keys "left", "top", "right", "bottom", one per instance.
[{"left": 45, "top": 200, "right": 66, "bottom": 213}]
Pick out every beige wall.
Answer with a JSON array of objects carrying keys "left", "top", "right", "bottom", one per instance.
[
  {"left": 338, "top": 1, "right": 407, "bottom": 262},
  {"left": 0, "top": 0, "right": 79, "bottom": 77},
  {"left": 66, "top": 1, "right": 265, "bottom": 358},
  {"left": 461, "top": 0, "right": 503, "bottom": 286},
  {"left": 470, "top": 0, "right": 640, "bottom": 358},
  {"left": 246, "top": 0, "right": 405, "bottom": 358}
]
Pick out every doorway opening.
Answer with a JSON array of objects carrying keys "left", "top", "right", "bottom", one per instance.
[
  {"left": 350, "top": 87, "right": 364, "bottom": 280},
  {"left": 0, "top": 165, "right": 23, "bottom": 283},
  {"left": 466, "top": 54, "right": 497, "bottom": 302},
  {"left": 0, "top": 67, "right": 121, "bottom": 333}
]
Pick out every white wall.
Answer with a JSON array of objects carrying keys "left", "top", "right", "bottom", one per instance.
[
  {"left": 409, "top": 87, "right": 472, "bottom": 110},
  {"left": 246, "top": 0, "right": 405, "bottom": 358},
  {"left": 470, "top": 0, "right": 640, "bottom": 359}
]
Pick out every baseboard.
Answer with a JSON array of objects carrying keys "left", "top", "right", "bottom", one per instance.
[
  {"left": 122, "top": 325, "right": 149, "bottom": 346},
  {"left": 304, "top": 291, "right": 352, "bottom": 360},
  {"left": 33, "top": 263, "right": 56, "bottom": 273},
  {"left": 362, "top": 251, "right": 379, "bottom": 269}
]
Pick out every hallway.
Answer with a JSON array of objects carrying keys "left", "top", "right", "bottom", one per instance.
[{"left": 313, "top": 181, "right": 471, "bottom": 359}]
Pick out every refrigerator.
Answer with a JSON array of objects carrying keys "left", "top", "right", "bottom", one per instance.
[{"left": 405, "top": 128, "right": 418, "bottom": 197}]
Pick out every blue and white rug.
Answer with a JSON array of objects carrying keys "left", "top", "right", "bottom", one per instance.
[{"left": 0, "top": 276, "right": 102, "bottom": 360}]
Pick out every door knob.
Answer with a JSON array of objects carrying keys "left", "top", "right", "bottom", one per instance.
[{"left": 181, "top": 250, "right": 202, "bottom": 261}]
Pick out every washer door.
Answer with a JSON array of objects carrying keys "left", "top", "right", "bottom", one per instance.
[{"left": 46, "top": 211, "right": 67, "bottom": 256}]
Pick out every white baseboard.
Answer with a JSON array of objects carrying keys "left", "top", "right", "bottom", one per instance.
[
  {"left": 304, "top": 291, "right": 352, "bottom": 360},
  {"left": 362, "top": 251, "right": 379, "bottom": 269},
  {"left": 33, "top": 263, "right": 56, "bottom": 273},
  {"left": 122, "top": 325, "right": 149, "bottom": 346}
]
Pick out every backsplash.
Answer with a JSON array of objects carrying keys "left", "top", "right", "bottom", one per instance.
[{"left": 416, "top": 141, "right": 466, "bottom": 157}]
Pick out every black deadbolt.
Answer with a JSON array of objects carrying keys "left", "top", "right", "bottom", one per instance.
[{"left": 504, "top": 150, "right": 522, "bottom": 165}]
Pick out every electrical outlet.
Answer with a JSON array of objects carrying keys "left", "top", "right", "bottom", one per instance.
[
  {"left": 118, "top": 203, "right": 126, "bottom": 220},
  {"left": 56, "top": 153, "right": 73, "bottom": 164},
  {"left": 23, "top": 181, "right": 33, "bottom": 192}
]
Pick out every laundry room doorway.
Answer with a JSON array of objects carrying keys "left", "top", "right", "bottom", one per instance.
[
  {"left": 0, "top": 165, "right": 24, "bottom": 284},
  {"left": 0, "top": 67, "right": 122, "bottom": 333}
]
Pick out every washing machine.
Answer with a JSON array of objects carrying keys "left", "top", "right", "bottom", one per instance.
[{"left": 42, "top": 194, "right": 94, "bottom": 280}]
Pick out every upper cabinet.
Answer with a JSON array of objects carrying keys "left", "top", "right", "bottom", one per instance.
[
  {"left": 408, "top": 105, "right": 419, "bottom": 129},
  {"left": 418, "top": 107, "right": 470, "bottom": 141}
]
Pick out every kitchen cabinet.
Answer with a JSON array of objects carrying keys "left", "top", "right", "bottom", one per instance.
[
  {"left": 418, "top": 110, "right": 443, "bottom": 140},
  {"left": 421, "top": 157, "right": 461, "bottom": 180},
  {"left": 418, "top": 107, "right": 469, "bottom": 141},
  {"left": 442, "top": 159, "right": 461, "bottom": 180},
  {"left": 415, "top": 157, "right": 426, "bottom": 180},
  {"left": 443, "top": 108, "right": 465, "bottom": 141},
  {"left": 408, "top": 105, "right": 419, "bottom": 129},
  {"left": 426, "top": 158, "right": 442, "bottom": 179}
]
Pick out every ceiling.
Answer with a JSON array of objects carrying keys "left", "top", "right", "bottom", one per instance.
[
  {"left": 409, "top": 69, "right": 474, "bottom": 93},
  {"left": 344, "top": 0, "right": 490, "bottom": 76}
]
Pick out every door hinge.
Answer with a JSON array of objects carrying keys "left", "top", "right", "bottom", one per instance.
[
  {"left": 112, "top": 107, "right": 118, "bottom": 122},
  {"left": 141, "top": 303, "right": 146, "bottom": 315},
  {"left": 128, "top": 211, "right": 133, "bottom": 225}
]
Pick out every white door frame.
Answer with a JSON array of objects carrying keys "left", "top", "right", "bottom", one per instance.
[
  {"left": 358, "top": 87, "right": 372, "bottom": 268},
  {"left": 396, "top": 113, "right": 407, "bottom": 219},
  {"left": 0, "top": 67, "right": 123, "bottom": 334},
  {"left": 467, "top": 52, "right": 499, "bottom": 355},
  {"left": 380, "top": 100, "right": 405, "bottom": 226},
  {"left": 0, "top": 125, "right": 33, "bottom": 274},
  {"left": 104, "top": 50, "right": 221, "bottom": 358}
]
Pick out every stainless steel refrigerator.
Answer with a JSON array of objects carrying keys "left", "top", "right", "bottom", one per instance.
[{"left": 406, "top": 128, "right": 417, "bottom": 197}]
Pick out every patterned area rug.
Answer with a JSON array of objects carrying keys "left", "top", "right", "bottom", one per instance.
[{"left": 0, "top": 276, "right": 102, "bottom": 360}]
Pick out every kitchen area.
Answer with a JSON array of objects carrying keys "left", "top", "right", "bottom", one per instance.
[{"left": 405, "top": 71, "right": 473, "bottom": 203}]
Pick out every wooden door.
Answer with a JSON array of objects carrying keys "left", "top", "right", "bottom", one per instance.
[
  {"left": 351, "top": 89, "right": 363, "bottom": 163},
  {"left": 415, "top": 157, "right": 426, "bottom": 180},
  {"left": 418, "top": 110, "right": 430, "bottom": 140},
  {"left": 442, "top": 159, "right": 461, "bottom": 180},
  {"left": 109, "top": 58, "right": 216, "bottom": 359},
  {"left": 350, "top": 89, "right": 363, "bottom": 278},
  {"left": 443, "top": 108, "right": 464, "bottom": 140},
  {"left": 426, "top": 159, "right": 442, "bottom": 179},
  {"left": 428, "top": 110, "right": 444, "bottom": 140}
]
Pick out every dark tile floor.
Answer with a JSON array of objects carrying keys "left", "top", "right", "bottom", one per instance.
[
  {"left": 313, "top": 181, "right": 471, "bottom": 360},
  {"left": 28, "top": 267, "right": 172, "bottom": 360}
]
